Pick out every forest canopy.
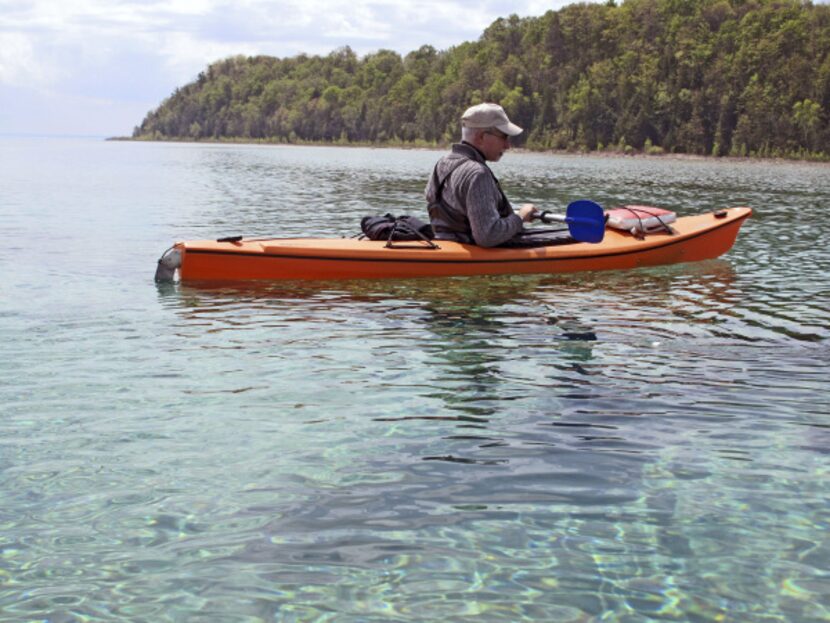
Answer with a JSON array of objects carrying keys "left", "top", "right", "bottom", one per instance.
[{"left": 133, "top": 0, "right": 830, "bottom": 159}]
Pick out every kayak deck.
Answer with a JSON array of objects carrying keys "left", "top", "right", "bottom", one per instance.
[{"left": 173, "top": 207, "right": 751, "bottom": 281}]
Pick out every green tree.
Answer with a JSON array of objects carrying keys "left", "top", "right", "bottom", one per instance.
[
  {"left": 133, "top": 0, "right": 830, "bottom": 159},
  {"left": 792, "top": 99, "right": 822, "bottom": 152}
]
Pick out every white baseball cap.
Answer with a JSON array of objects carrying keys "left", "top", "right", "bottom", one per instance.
[{"left": 461, "top": 102, "right": 523, "bottom": 136}]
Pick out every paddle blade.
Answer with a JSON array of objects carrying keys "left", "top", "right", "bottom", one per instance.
[{"left": 565, "top": 200, "right": 606, "bottom": 243}]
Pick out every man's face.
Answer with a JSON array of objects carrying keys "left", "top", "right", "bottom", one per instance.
[{"left": 476, "top": 128, "right": 511, "bottom": 162}]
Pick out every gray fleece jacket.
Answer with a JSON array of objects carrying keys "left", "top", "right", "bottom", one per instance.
[{"left": 425, "top": 142, "right": 524, "bottom": 247}]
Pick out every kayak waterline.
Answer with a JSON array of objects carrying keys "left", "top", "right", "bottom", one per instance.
[{"left": 156, "top": 206, "right": 751, "bottom": 282}]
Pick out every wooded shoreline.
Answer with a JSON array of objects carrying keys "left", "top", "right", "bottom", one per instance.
[
  {"left": 110, "top": 134, "right": 830, "bottom": 165},
  {"left": 132, "top": 0, "right": 830, "bottom": 162}
]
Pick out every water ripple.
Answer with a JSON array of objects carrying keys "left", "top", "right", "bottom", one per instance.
[{"left": 2, "top": 140, "right": 829, "bottom": 622}]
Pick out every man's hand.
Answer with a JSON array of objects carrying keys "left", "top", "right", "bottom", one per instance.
[{"left": 518, "top": 204, "right": 537, "bottom": 222}]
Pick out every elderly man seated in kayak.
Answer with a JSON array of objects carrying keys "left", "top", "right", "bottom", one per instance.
[{"left": 425, "top": 103, "right": 536, "bottom": 247}]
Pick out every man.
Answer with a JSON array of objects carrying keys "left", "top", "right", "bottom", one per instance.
[{"left": 426, "top": 103, "right": 536, "bottom": 247}]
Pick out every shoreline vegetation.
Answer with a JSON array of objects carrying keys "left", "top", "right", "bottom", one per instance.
[
  {"left": 108, "top": 134, "right": 830, "bottom": 165},
  {"left": 132, "top": 0, "right": 829, "bottom": 163}
]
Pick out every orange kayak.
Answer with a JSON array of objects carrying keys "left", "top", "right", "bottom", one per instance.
[{"left": 158, "top": 207, "right": 751, "bottom": 282}]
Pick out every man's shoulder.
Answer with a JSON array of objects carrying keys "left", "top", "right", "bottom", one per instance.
[
  {"left": 440, "top": 149, "right": 488, "bottom": 177},
  {"left": 435, "top": 157, "right": 487, "bottom": 192},
  {"left": 442, "top": 153, "right": 483, "bottom": 169},
  {"left": 450, "top": 142, "right": 487, "bottom": 164}
]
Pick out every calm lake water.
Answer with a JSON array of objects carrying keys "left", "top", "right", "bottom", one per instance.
[{"left": 1, "top": 137, "right": 828, "bottom": 622}]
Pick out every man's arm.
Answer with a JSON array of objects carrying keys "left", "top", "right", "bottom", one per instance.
[{"left": 465, "top": 174, "right": 525, "bottom": 247}]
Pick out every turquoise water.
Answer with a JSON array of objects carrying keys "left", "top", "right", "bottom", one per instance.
[{"left": 1, "top": 137, "right": 829, "bottom": 622}]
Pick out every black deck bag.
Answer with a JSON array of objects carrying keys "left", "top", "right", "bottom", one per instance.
[{"left": 360, "top": 214, "right": 435, "bottom": 241}]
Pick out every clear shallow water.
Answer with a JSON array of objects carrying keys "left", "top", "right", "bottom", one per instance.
[{"left": 1, "top": 137, "right": 829, "bottom": 622}]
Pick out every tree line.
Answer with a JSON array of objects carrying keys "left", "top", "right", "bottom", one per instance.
[{"left": 133, "top": 0, "right": 830, "bottom": 159}]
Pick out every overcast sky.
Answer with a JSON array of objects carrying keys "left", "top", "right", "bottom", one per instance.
[{"left": 0, "top": 0, "right": 604, "bottom": 137}]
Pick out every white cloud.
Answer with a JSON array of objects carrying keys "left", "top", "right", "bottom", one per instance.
[
  {"left": 0, "top": 31, "right": 53, "bottom": 86},
  {"left": 0, "top": 0, "right": 596, "bottom": 135}
]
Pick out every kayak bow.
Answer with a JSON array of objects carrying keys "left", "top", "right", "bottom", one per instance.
[{"left": 157, "top": 206, "right": 751, "bottom": 283}]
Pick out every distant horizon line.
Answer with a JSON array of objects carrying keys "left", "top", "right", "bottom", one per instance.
[{"left": 0, "top": 132, "right": 111, "bottom": 140}]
